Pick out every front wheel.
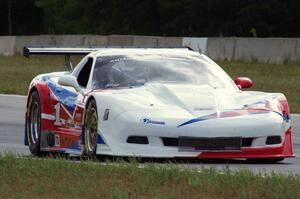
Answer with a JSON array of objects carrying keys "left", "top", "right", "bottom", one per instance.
[{"left": 84, "top": 99, "right": 99, "bottom": 157}]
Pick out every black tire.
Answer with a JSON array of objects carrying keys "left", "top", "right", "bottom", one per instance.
[
  {"left": 26, "top": 90, "right": 43, "bottom": 156},
  {"left": 246, "top": 158, "right": 284, "bottom": 163},
  {"left": 84, "top": 99, "right": 99, "bottom": 157}
]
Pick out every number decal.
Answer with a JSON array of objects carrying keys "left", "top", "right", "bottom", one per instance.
[{"left": 54, "top": 103, "right": 62, "bottom": 126}]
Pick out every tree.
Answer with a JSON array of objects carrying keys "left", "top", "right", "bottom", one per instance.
[{"left": 1, "top": 0, "right": 300, "bottom": 37}]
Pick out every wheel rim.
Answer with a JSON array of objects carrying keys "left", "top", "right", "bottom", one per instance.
[
  {"left": 30, "top": 102, "right": 40, "bottom": 144},
  {"left": 86, "top": 107, "right": 98, "bottom": 152}
]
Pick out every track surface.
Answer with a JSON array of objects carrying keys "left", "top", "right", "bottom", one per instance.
[{"left": 1, "top": 95, "right": 300, "bottom": 174}]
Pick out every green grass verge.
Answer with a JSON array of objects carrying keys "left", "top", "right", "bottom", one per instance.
[
  {"left": 219, "top": 60, "right": 300, "bottom": 113},
  {"left": 0, "top": 155, "right": 300, "bottom": 199},
  {"left": 0, "top": 55, "right": 299, "bottom": 112},
  {"left": 0, "top": 55, "right": 76, "bottom": 95}
]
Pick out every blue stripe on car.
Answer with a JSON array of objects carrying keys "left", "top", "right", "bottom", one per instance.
[
  {"left": 177, "top": 110, "right": 270, "bottom": 128},
  {"left": 97, "top": 134, "right": 105, "bottom": 144},
  {"left": 47, "top": 80, "right": 78, "bottom": 114}
]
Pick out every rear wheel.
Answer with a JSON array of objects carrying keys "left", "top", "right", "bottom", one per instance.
[
  {"left": 27, "top": 90, "right": 42, "bottom": 156},
  {"left": 84, "top": 99, "right": 99, "bottom": 157}
]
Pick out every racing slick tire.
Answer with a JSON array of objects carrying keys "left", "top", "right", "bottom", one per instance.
[
  {"left": 26, "top": 90, "right": 43, "bottom": 156},
  {"left": 84, "top": 99, "right": 99, "bottom": 158}
]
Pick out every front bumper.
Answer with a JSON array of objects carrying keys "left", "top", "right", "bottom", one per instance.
[
  {"left": 96, "top": 127, "right": 295, "bottom": 159},
  {"left": 97, "top": 110, "right": 295, "bottom": 159},
  {"left": 195, "top": 127, "right": 295, "bottom": 159}
]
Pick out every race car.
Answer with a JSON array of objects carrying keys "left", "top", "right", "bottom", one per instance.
[{"left": 23, "top": 47, "right": 295, "bottom": 162}]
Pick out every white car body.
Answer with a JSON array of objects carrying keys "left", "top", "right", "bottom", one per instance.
[{"left": 24, "top": 48, "right": 294, "bottom": 160}]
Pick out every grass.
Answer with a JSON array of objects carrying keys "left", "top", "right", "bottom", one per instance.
[
  {"left": 0, "top": 55, "right": 299, "bottom": 112},
  {"left": 0, "top": 55, "right": 79, "bottom": 95},
  {"left": 219, "top": 60, "right": 300, "bottom": 113},
  {"left": 0, "top": 154, "right": 300, "bottom": 199}
]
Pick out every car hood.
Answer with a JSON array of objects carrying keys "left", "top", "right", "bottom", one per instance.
[{"left": 92, "top": 83, "right": 284, "bottom": 118}]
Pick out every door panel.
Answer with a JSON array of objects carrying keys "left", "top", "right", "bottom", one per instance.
[{"left": 40, "top": 78, "right": 84, "bottom": 153}]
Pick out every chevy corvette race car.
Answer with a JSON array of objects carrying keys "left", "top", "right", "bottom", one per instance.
[{"left": 23, "top": 47, "right": 294, "bottom": 162}]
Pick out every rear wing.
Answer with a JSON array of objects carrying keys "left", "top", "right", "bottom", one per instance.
[
  {"left": 23, "top": 47, "right": 101, "bottom": 58},
  {"left": 23, "top": 46, "right": 193, "bottom": 71},
  {"left": 23, "top": 47, "right": 103, "bottom": 71}
]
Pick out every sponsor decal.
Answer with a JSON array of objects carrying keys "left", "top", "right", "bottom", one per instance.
[
  {"left": 194, "top": 107, "right": 214, "bottom": 111},
  {"left": 109, "top": 57, "right": 130, "bottom": 63},
  {"left": 142, "top": 118, "right": 165, "bottom": 125},
  {"left": 55, "top": 134, "right": 60, "bottom": 147}
]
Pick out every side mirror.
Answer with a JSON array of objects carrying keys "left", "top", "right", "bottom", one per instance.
[
  {"left": 58, "top": 75, "right": 81, "bottom": 92},
  {"left": 234, "top": 77, "right": 253, "bottom": 89}
]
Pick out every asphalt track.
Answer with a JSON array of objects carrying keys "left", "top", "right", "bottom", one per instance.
[{"left": 1, "top": 94, "right": 300, "bottom": 174}]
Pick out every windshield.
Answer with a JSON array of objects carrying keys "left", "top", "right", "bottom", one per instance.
[{"left": 92, "top": 55, "right": 237, "bottom": 90}]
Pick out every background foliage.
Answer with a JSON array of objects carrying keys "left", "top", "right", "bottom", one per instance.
[{"left": 0, "top": 0, "right": 300, "bottom": 37}]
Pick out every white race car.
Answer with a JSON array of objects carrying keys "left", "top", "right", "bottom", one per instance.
[{"left": 24, "top": 47, "right": 294, "bottom": 162}]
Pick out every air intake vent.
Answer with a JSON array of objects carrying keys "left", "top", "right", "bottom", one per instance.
[
  {"left": 162, "top": 137, "right": 243, "bottom": 151},
  {"left": 241, "top": 138, "right": 253, "bottom": 147},
  {"left": 127, "top": 136, "right": 149, "bottom": 144},
  {"left": 162, "top": 137, "right": 179, "bottom": 146},
  {"left": 266, "top": 136, "right": 281, "bottom": 145},
  {"left": 179, "top": 137, "right": 241, "bottom": 151}
]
